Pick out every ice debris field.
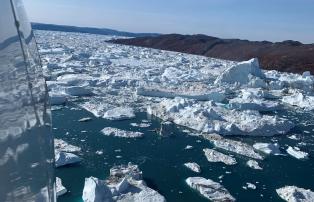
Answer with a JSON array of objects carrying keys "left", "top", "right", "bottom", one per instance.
[{"left": 36, "top": 30, "right": 314, "bottom": 202}]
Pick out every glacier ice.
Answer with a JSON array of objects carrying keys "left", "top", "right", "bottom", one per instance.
[
  {"left": 186, "top": 177, "right": 235, "bottom": 202},
  {"left": 286, "top": 146, "right": 309, "bottom": 160},
  {"left": 101, "top": 127, "right": 144, "bottom": 138},
  {"left": 203, "top": 148, "right": 237, "bottom": 165},
  {"left": 253, "top": 143, "right": 281, "bottom": 155},
  {"left": 184, "top": 162, "right": 201, "bottom": 173},
  {"left": 276, "top": 186, "right": 314, "bottom": 202},
  {"left": 55, "top": 151, "right": 81, "bottom": 167},
  {"left": 246, "top": 160, "right": 262, "bottom": 170},
  {"left": 56, "top": 177, "right": 67, "bottom": 197}
]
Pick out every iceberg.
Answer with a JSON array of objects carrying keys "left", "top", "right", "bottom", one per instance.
[
  {"left": 286, "top": 146, "right": 309, "bottom": 159},
  {"left": 103, "top": 107, "right": 135, "bottom": 120},
  {"left": 246, "top": 160, "right": 262, "bottom": 170},
  {"left": 253, "top": 143, "right": 281, "bottom": 155},
  {"left": 186, "top": 177, "right": 235, "bottom": 202},
  {"left": 282, "top": 91, "right": 314, "bottom": 110},
  {"left": 214, "top": 58, "right": 265, "bottom": 85},
  {"left": 56, "top": 177, "right": 67, "bottom": 197},
  {"left": 65, "top": 86, "right": 93, "bottom": 96},
  {"left": 54, "top": 139, "right": 81, "bottom": 153},
  {"left": 276, "top": 186, "right": 314, "bottom": 202},
  {"left": 203, "top": 134, "right": 263, "bottom": 160},
  {"left": 82, "top": 163, "right": 166, "bottom": 202},
  {"left": 184, "top": 162, "right": 201, "bottom": 173},
  {"left": 49, "top": 92, "right": 67, "bottom": 105},
  {"left": 78, "top": 117, "right": 93, "bottom": 122},
  {"left": 101, "top": 127, "right": 144, "bottom": 138},
  {"left": 203, "top": 148, "right": 237, "bottom": 165},
  {"left": 55, "top": 152, "right": 81, "bottom": 168}
]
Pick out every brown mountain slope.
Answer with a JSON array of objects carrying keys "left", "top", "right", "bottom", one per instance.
[{"left": 110, "top": 34, "right": 314, "bottom": 74}]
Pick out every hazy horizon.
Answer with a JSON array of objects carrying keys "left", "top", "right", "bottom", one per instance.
[{"left": 24, "top": 0, "right": 314, "bottom": 43}]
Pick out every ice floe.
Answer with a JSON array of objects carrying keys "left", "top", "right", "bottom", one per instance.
[
  {"left": 78, "top": 117, "right": 92, "bottom": 122},
  {"left": 101, "top": 127, "right": 144, "bottom": 138},
  {"left": 246, "top": 160, "right": 262, "bottom": 170},
  {"left": 286, "top": 146, "right": 309, "bottom": 159},
  {"left": 184, "top": 162, "right": 201, "bottom": 173},
  {"left": 253, "top": 143, "right": 281, "bottom": 155},
  {"left": 203, "top": 148, "right": 237, "bottom": 165},
  {"left": 282, "top": 91, "right": 314, "bottom": 110},
  {"left": 82, "top": 163, "right": 166, "bottom": 202},
  {"left": 55, "top": 151, "right": 81, "bottom": 167},
  {"left": 54, "top": 139, "right": 81, "bottom": 153},
  {"left": 203, "top": 134, "right": 263, "bottom": 160},
  {"left": 276, "top": 186, "right": 314, "bottom": 202},
  {"left": 186, "top": 177, "right": 235, "bottom": 201},
  {"left": 56, "top": 177, "right": 67, "bottom": 197},
  {"left": 103, "top": 107, "right": 135, "bottom": 120}
]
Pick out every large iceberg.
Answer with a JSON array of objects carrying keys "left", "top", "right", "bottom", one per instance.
[
  {"left": 203, "top": 148, "right": 237, "bottom": 165},
  {"left": 103, "top": 107, "right": 135, "bottom": 120},
  {"left": 101, "top": 127, "right": 144, "bottom": 138},
  {"left": 253, "top": 143, "right": 281, "bottom": 155},
  {"left": 54, "top": 139, "right": 81, "bottom": 153},
  {"left": 82, "top": 163, "right": 166, "bottom": 202},
  {"left": 56, "top": 177, "right": 67, "bottom": 197},
  {"left": 184, "top": 162, "right": 201, "bottom": 173},
  {"left": 186, "top": 177, "right": 235, "bottom": 202},
  {"left": 286, "top": 147, "right": 309, "bottom": 160},
  {"left": 276, "top": 186, "right": 314, "bottom": 202},
  {"left": 282, "top": 91, "right": 314, "bottom": 110},
  {"left": 55, "top": 152, "right": 81, "bottom": 167}
]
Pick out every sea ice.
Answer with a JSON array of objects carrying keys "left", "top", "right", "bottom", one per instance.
[
  {"left": 186, "top": 177, "right": 235, "bottom": 202},
  {"left": 246, "top": 160, "right": 262, "bottom": 170},
  {"left": 101, "top": 127, "right": 144, "bottom": 138},
  {"left": 56, "top": 177, "right": 67, "bottom": 197},
  {"left": 282, "top": 91, "right": 314, "bottom": 110},
  {"left": 78, "top": 117, "right": 92, "bottom": 122},
  {"left": 103, "top": 107, "right": 135, "bottom": 120},
  {"left": 276, "top": 186, "right": 314, "bottom": 202},
  {"left": 286, "top": 146, "right": 309, "bottom": 159},
  {"left": 55, "top": 151, "right": 81, "bottom": 167},
  {"left": 253, "top": 143, "right": 281, "bottom": 155},
  {"left": 203, "top": 148, "right": 237, "bottom": 165},
  {"left": 54, "top": 139, "right": 81, "bottom": 153},
  {"left": 184, "top": 162, "right": 201, "bottom": 173},
  {"left": 82, "top": 163, "right": 166, "bottom": 202}
]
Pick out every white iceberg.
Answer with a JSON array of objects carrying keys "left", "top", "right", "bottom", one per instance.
[
  {"left": 203, "top": 134, "right": 263, "bottom": 160},
  {"left": 101, "top": 127, "right": 144, "bottom": 138},
  {"left": 55, "top": 152, "right": 81, "bottom": 167},
  {"left": 203, "top": 148, "right": 237, "bottom": 165},
  {"left": 82, "top": 163, "right": 166, "bottom": 202},
  {"left": 54, "top": 139, "right": 81, "bottom": 153},
  {"left": 253, "top": 143, "right": 281, "bottom": 155},
  {"left": 246, "top": 160, "right": 262, "bottom": 170},
  {"left": 214, "top": 58, "right": 265, "bottom": 85},
  {"left": 282, "top": 91, "right": 314, "bottom": 110},
  {"left": 56, "top": 177, "right": 67, "bottom": 197},
  {"left": 184, "top": 162, "right": 201, "bottom": 173},
  {"left": 276, "top": 186, "right": 314, "bottom": 202},
  {"left": 286, "top": 146, "right": 309, "bottom": 159},
  {"left": 49, "top": 92, "right": 67, "bottom": 105},
  {"left": 103, "top": 107, "right": 135, "bottom": 120},
  {"left": 186, "top": 177, "right": 235, "bottom": 202}
]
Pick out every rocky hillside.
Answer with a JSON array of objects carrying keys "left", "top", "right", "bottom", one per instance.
[{"left": 110, "top": 34, "right": 314, "bottom": 74}]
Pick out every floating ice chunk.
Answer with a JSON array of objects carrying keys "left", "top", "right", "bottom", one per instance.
[
  {"left": 203, "top": 148, "right": 237, "bottom": 165},
  {"left": 79, "top": 117, "right": 93, "bottom": 122},
  {"left": 214, "top": 58, "right": 265, "bottom": 85},
  {"left": 282, "top": 91, "right": 314, "bottom": 110},
  {"left": 186, "top": 177, "right": 235, "bottom": 202},
  {"left": 203, "top": 134, "right": 263, "bottom": 160},
  {"left": 78, "top": 98, "right": 114, "bottom": 117},
  {"left": 103, "top": 107, "right": 135, "bottom": 120},
  {"left": 56, "top": 177, "right": 67, "bottom": 197},
  {"left": 65, "top": 86, "right": 93, "bottom": 96},
  {"left": 130, "top": 122, "right": 151, "bottom": 128},
  {"left": 82, "top": 177, "right": 112, "bottom": 202},
  {"left": 246, "top": 160, "right": 262, "bottom": 170},
  {"left": 184, "top": 145, "right": 193, "bottom": 150},
  {"left": 54, "top": 139, "right": 81, "bottom": 153},
  {"left": 55, "top": 152, "right": 81, "bottom": 167},
  {"left": 101, "top": 127, "right": 144, "bottom": 138},
  {"left": 82, "top": 163, "right": 166, "bottom": 202},
  {"left": 276, "top": 186, "right": 314, "bottom": 202},
  {"left": 184, "top": 162, "right": 201, "bottom": 173},
  {"left": 243, "top": 183, "right": 256, "bottom": 190},
  {"left": 253, "top": 143, "right": 281, "bottom": 155},
  {"left": 286, "top": 146, "right": 309, "bottom": 159},
  {"left": 288, "top": 134, "right": 301, "bottom": 141}
]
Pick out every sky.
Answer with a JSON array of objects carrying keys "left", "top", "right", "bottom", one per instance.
[{"left": 24, "top": 0, "right": 314, "bottom": 43}]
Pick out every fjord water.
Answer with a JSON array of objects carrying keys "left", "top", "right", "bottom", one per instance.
[{"left": 54, "top": 105, "right": 314, "bottom": 202}]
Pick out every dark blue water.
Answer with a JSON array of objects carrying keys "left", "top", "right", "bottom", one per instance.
[{"left": 53, "top": 105, "right": 314, "bottom": 202}]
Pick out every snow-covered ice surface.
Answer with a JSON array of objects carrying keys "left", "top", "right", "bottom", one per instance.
[
  {"left": 184, "top": 162, "right": 201, "bottom": 173},
  {"left": 186, "top": 177, "right": 235, "bottom": 201},
  {"left": 35, "top": 30, "right": 314, "bottom": 202},
  {"left": 82, "top": 163, "right": 166, "bottom": 202},
  {"left": 276, "top": 186, "right": 314, "bottom": 202}
]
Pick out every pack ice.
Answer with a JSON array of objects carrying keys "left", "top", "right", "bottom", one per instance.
[{"left": 36, "top": 30, "right": 313, "bottom": 136}]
